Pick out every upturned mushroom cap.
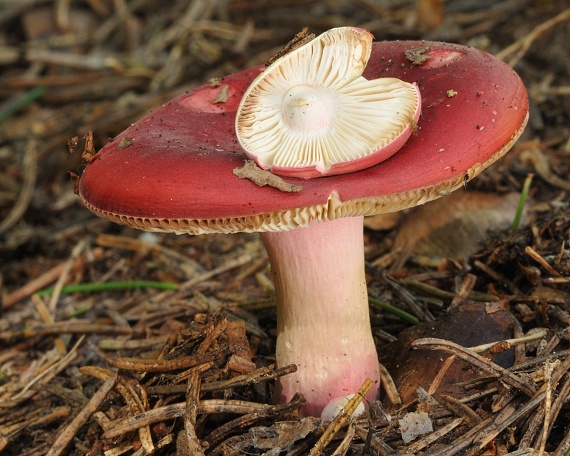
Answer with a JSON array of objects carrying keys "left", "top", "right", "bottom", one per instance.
[
  {"left": 235, "top": 27, "right": 422, "bottom": 179},
  {"left": 79, "top": 41, "right": 529, "bottom": 235}
]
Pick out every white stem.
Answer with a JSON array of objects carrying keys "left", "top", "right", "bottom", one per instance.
[{"left": 260, "top": 216, "right": 380, "bottom": 417}]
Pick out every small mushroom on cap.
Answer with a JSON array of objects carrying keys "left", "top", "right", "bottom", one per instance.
[
  {"left": 78, "top": 29, "right": 529, "bottom": 418},
  {"left": 236, "top": 27, "right": 421, "bottom": 179}
]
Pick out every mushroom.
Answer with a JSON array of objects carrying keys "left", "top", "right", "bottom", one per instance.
[
  {"left": 78, "top": 31, "right": 529, "bottom": 418},
  {"left": 236, "top": 27, "right": 421, "bottom": 179}
]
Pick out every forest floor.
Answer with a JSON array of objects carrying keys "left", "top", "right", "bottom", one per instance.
[{"left": 1, "top": 0, "right": 570, "bottom": 454}]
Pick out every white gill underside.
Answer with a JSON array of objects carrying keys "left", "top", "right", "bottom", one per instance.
[{"left": 236, "top": 27, "right": 420, "bottom": 173}]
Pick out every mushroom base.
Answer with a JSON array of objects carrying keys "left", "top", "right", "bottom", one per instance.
[{"left": 260, "top": 216, "right": 380, "bottom": 417}]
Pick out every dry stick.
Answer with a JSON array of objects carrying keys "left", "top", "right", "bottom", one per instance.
[
  {"left": 172, "top": 361, "right": 215, "bottom": 386},
  {"left": 412, "top": 338, "right": 537, "bottom": 396},
  {"left": 438, "top": 395, "right": 482, "bottom": 426},
  {"left": 512, "top": 318, "right": 527, "bottom": 367},
  {"left": 47, "top": 238, "right": 87, "bottom": 313},
  {"left": 3, "top": 249, "right": 103, "bottom": 309},
  {"left": 406, "top": 417, "right": 464, "bottom": 454},
  {"left": 525, "top": 245, "right": 563, "bottom": 277},
  {"left": 26, "top": 406, "right": 71, "bottom": 432},
  {"left": 106, "top": 349, "right": 222, "bottom": 372},
  {"left": 205, "top": 396, "right": 304, "bottom": 450},
  {"left": 467, "top": 328, "right": 548, "bottom": 354},
  {"left": 92, "top": 0, "right": 148, "bottom": 44},
  {"left": 537, "top": 352, "right": 570, "bottom": 396},
  {"left": 150, "top": 254, "right": 255, "bottom": 306},
  {"left": 475, "top": 393, "right": 546, "bottom": 451},
  {"left": 103, "top": 399, "right": 283, "bottom": 439},
  {"left": 145, "top": 364, "right": 297, "bottom": 395},
  {"left": 309, "top": 379, "right": 373, "bottom": 456},
  {"left": 113, "top": 374, "right": 154, "bottom": 454},
  {"left": 402, "top": 278, "right": 499, "bottom": 303},
  {"left": 544, "top": 276, "right": 570, "bottom": 284},
  {"left": 331, "top": 420, "right": 356, "bottom": 456},
  {"left": 537, "top": 330, "right": 563, "bottom": 358},
  {"left": 185, "top": 368, "right": 208, "bottom": 456},
  {"left": 521, "top": 355, "right": 570, "bottom": 449},
  {"left": 0, "top": 405, "right": 71, "bottom": 451},
  {"left": 473, "top": 260, "right": 522, "bottom": 294},
  {"left": 365, "top": 266, "right": 433, "bottom": 321},
  {"left": 458, "top": 387, "right": 498, "bottom": 407},
  {"left": 8, "top": 336, "right": 84, "bottom": 404},
  {"left": 179, "top": 253, "right": 254, "bottom": 291},
  {"left": 30, "top": 239, "right": 88, "bottom": 355},
  {"left": 427, "top": 354, "right": 456, "bottom": 396},
  {"left": 96, "top": 233, "right": 204, "bottom": 276},
  {"left": 521, "top": 406, "right": 548, "bottom": 449},
  {"left": 539, "top": 370, "right": 570, "bottom": 449},
  {"left": 1, "top": 321, "right": 133, "bottom": 340},
  {"left": 46, "top": 376, "right": 117, "bottom": 456},
  {"left": 195, "top": 318, "right": 227, "bottom": 356},
  {"left": 204, "top": 363, "right": 295, "bottom": 392},
  {"left": 433, "top": 397, "right": 528, "bottom": 456},
  {"left": 353, "top": 425, "right": 396, "bottom": 456},
  {"left": 378, "top": 362, "right": 401, "bottom": 408},
  {"left": 449, "top": 273, "right": 477, "bottom": 310},
  {"left": 31, "top": 294, "right": 67, "bottom": 355},
  {"left": 512, "top": 348, "right": 570, "bottom": 372},
  {"left": 496, "top": 8, "right": 570, "bottom": 67},
  {"left": 98, "top": 335, "right": 169, "bottom": 351},
  {"left": 538, "top": 362, "right": 553, "bottom": 456},
  {"left": 0, "top": 139, "right": 37, "bottom": 236},
  {"left": 81, "top": 366, "right": 155, "bottom": 453},
  {"left": 429, "top": 416, "right": 494, "bottom": 456}
]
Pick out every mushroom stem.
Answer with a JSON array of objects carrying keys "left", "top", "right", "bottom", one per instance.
[{"left": 260, "top": 216, "right": 380, "bottom": 417}]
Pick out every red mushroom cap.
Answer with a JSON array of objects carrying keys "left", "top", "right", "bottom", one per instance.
[{"left": 79, "top": 41, "right": 528, "bottom": 234}]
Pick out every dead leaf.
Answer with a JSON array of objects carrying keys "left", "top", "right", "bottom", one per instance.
[
  {"left": 405, "top": 46, "right": 431, "bottom": 65},
  {"left": 233, "top": 160, "right": 303, "bottom": 193},
  {"left": 393, "top": 191, "right": 524, "bottom": 259},
  {"left": 380, "top": 302, "right": 517, "bottom": 404}
]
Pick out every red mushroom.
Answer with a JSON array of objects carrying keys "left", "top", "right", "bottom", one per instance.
[{"left": 79, "top": 31, "right": 529, "bottom": 418}]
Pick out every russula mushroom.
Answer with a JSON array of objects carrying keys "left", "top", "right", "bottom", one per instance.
[
  {"left": 236, "top": 27, "right": 421, "bottom": 179},
  {"left": 78, "top": 29, "right": 529, "bottom": 418}
]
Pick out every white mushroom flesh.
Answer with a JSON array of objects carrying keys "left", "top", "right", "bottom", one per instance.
[{"left": 236, "top": 27, "right": 421, "bottom": 177}]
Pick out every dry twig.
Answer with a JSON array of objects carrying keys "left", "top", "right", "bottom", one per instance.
[{"left": 46, "top": 376, "right": 117, "bottom": 456}]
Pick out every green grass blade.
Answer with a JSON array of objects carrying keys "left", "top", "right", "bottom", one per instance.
[{"left": 36, "top": 281, "right": 179, "bottom": 297}]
